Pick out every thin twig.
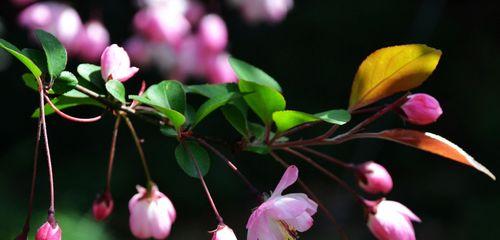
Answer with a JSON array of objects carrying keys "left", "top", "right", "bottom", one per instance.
[
  {"left": 296, "top": 146, "right": 354, "bottom": 170},
  {"left": 106, "top": 116, "right": 121, "bottom": 190},
  {"left": 123, "top": 116, "right": 153, "bottom": 183}
]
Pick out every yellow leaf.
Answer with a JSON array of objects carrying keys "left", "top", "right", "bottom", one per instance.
[{"left": 349, "top": 44, "right": 442, "bottom": 110}]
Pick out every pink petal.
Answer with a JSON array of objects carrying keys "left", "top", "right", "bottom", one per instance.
[
  {"left": 271, "top": 165, "right": 298, "bottom": 197},
  {"left": 379, "top": 201, "right": 421, "bottom": 222},
  {"left": 267, "top": 195, "right": 310, "bottom": 219}
]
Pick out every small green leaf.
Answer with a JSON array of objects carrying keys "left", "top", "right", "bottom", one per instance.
[
  {"left": 35, "top": 30, "right": 67, "bottom": 80},
  {"left": 63, "top": 89, "right": 89, "bottom": 98},
  {"left": 52, "top": 71, "right": 78, "bottom": 94},
  {"left": 193, "top": 93, "right": 235, "bottom": 127},
  {"left": 105, "top": 80, "right": 126, "bottom": 103},
  {"left": 175, "top": 141, "right": 211, "bottom": 178},
  {"left": 0, "top": 39, "right": 42, "bottom": 78},
  {"left": 22, "top": 73, "right": 39, "bottom": 92},
  {"left": 248, "top": 123, "right": 267, "bottom": 142},
  {"left": 32, "top": 96, "right": 103, "bottom": 117},
  {"left": 146, "top": 80, "right": 186, "bottom": 113},
  {"left": 160, "top": 126, "right": 178, "bottom": 137},
  {"left": 21, "top": 48, "right": 48, "bottom": 74},
  {"left": 315, "top": 109, "right": 351, "bottom": 125},
  {"left": 245, "top": 145, "right": 270, "bottom": 155},
  {"left": 239, "top": 80, "right": 286, "bottom": 124},
  {"left": 222, "top": 104, "right": 249, "bottom": 137},
  {"left": 77, "top": 63, "right": 105, "bottom": 90},
  {"left": 129, "top": 95, "right": 186, "bottom": 129},
  {"left": 229, "top": 57, "right": 282, "bottom": 91},
  {"left": 186, "top": 83, "right": 239, "bottom": 98},
  {"left": 272, "top": 110, "right": 320, "bottom": 133}
]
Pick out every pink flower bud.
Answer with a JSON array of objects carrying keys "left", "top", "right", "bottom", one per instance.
[
  {"left": 205, "top": 53, "right": 238, "bottom": 84},
  {"left": 356, "top": 161, "right": 393, "bottom": 194},
  {"left": 100, "top": 44, "right": 139, "bottom": 82},
  {"left": 400, "top": 93, "right": 443, "bottom": 125},
  {"left": 75, "top": 20, "right": 110, "bottom": 62},
  {"left": 129, "top": 185, "right": 176, "bottom": 239},
  {"left": 35, "top": 221, "right": 61, "bottom": 240},
  {"left": 367, "top": 199, "right": 421, "bottom": 240},
  {"left": 18, "top": 2, "right": 82, "bottom": 53},
  {"left": 198, "top": 14, "right": 228, "bottom": 52},
  {"left": 212, "top": 224, "right": 237, "bottom": 240},
  {"left": 134, "top": 7, "right": 190, "bottom": 47},
  {"left": 92, "top": 191, "right": 114, "bottom": 221}
]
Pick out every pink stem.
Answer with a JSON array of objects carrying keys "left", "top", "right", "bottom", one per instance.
[
  {"left": 131, "top": 80, "right": 147, "bottom": 108},
  {"left": 44, "top": 94, "right": 103, "bottom": 123}
]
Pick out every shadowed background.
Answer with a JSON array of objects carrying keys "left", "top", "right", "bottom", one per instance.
[{"left": 0, "top": 0, "right": 498, "bottom": 239}]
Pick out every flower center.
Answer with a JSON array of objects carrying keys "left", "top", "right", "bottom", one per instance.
[{"left": 278, "top": 220, "right": 298, "bottom": 240}]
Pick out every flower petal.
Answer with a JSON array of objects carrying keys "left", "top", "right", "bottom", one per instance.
[
  {"left": 271, "top": 165, "right": 298, "bottom": 198},
  {"left": 379, "top": 200, "right": 421, "bottom": 222}
]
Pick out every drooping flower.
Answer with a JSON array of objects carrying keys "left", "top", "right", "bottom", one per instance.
[
  {"left": 212, "top": 224, "right": 238, "bottom": 240},
  {"left": 400, "top": 93, "right": 443, "bottom": 125},
  {"left": 92, "top": 191, "right": 114, "bottom": 221},
  {"left": 247, "top": 165, "right": 318, "bottom": 240},
  {"left": 129, "top": 185, "right": 176, "bottom": 239},
  {"left": 100, "top": 44, "right": 139, "bottom": 82},
  {"left": 356, "top": 161, "right": 393, "bottom": 194},
  {"left": 75, "top": 20, "right": 110, "bottom": 62},
  {"left": 35, "top": 221, "right": 62, "bottom": 240},
  {"left": 367, "top": 199, "right": 421, "bottom": 240}
]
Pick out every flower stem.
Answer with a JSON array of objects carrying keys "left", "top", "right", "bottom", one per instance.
[
  {"left": 181, "top": 141, "right": 224, "bottom": 224},
  {"left": 106, "top": 116, "right": 121, "bottom": 190},
  {"left": 295, "top": 146, "right": 355, "bottom": 170},
  {"left": 123, "top": 116, "right": 153, "bottom": 184},
  {"left": 44, "top": 94, "right": 103, "bottom": 123}
]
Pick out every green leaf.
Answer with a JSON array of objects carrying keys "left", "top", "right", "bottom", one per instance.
[
  {"left": 129, "top": 95, "right": 186, "bottom": 129},
  {"left": 146, "top": 80, "right": 186, "bottom": 113},
  {"left": 222, "top": 104, "right": 249, "bottom": 137},
  {"left": 0, "top": 39, "right": 42, "bottom": 78},
  {"left": 105, "top": 80, "right": 126, "bottom": 103},
  {"left": 77, "top": 63, "right": 105, "bottom": 90},
  {"left": 245, "top": 145, "right": 270, "bottom": 155},
  {"left": 315, "top": 109, "right": 351, "bottom": 125},
  {"left": 52, "top": 71, "right": 78, "bottom": 94},
  {"left": 272, "top": 110, "right": 320, "bottom": 133},
  {"left": 175, "top": 141, "right": 211, "bottom": 178},
  {"left": 21, "top": 48, "right": 48, "bottom": 74},
  {"left": 186, "top": 83, "right": 239, "bottom": 98},
  {"left": 62, "top": 89, "right": 89, "bottom": 98},
  {"left": 22, "top": 73, "right": 39, "bottom": 92},
  {"left": 32, "top": 96, "right": 103, "bottom": 117},
  {"left": 248, "top": 123, "right": 267, "bottom": 142},
  {"left": 239, "top": 80, "right": 286, "bottom": 124},
  {"left": 35, "top": 30, "right": 67, "bottom": 80},
  {"left": 193, "top": 93, "right": 235, "bottom": 127},
  {"left": 229, "top": 57, "right": 282, "bottom": 91},
  {"left": 160, "top": 126, "right": 178, "bottom": 137}
]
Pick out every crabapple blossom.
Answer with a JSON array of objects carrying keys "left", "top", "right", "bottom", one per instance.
[
  {"left": 401, "top": 93, "right": 443, "bottom": 125},
  {"left": 198, "top": 14, "right": 228, "bottom": 52},
  {"left": 92, "top": 191, "right": 114, "bottom": 221},
  {"left": 367, "top": 199, "right": 421, "bottom": 240},
  {"left": 356, "top": 161, "right": 393, "bottom": 194},
  {"left": 35, "top": 221, "right": 61, "bottom": 240},
  {"left": 247, "top": 165, "right": 318, "bottom": 240},
  {"left": 100, "top": 44, "right": 139, "bottom": 82},
  {"left": 212, "top": 224, "right": 238, "bottom": 240},
  {"left": 75, "top": 20, "right": 110, "bottom": 62},
  {"left": 134, "top": 7, "right": 191, "bottom": 47}
]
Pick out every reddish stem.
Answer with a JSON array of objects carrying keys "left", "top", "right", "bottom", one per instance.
[
  {"left": 123, "top": 116, "right": 153, "bottom": 183},
  {"left": 295, "top": 146, "right": 355, "bottom": 170},
  {"left": 44, "top": 94, "right": 103, "bottom": 123},
  {"left": 106, "top": 116, "right": 121, "bottom": 190}
]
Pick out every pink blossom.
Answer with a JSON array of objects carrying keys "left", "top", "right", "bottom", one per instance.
[
  {"left": 93, "top": 191, "right": 114, "bottom": 221},
  {"left": 75, "top": 20, "right": 110, "bottom": 62},
  {"left": 240, "top": 0, "right": 294, "bottom": 23},
  {"left": 356, "top": 161, "right": 393, "bottom": 194},
  {"left": 129, "top": 185, "right": 176, "bottom": 239},
  {"left": 173, "top": 36, "right": 204, "bottom": 80},
  {"left": 401, "top": 93, "right": 443, "bottom": 125},
  {"left": 185, "top": 1, "right": 206, "bottom": 24},
  {"left": 18, "top": 2, "right": 82, "bottom": 52},
  {"left": 134, "top": 7, "right": 191, "bottom": 47},
  {"left": 198, "top": 14, "right": 228, "bottom": 52},
  {"left": 100, "top": 44, "right": 139, "bottom": 82},
  {"left": 205, "top": 53, "right": 238, "bottom": 84},
  {"left": 367, "top": 200, "right": 421, "bottom": 240},
  {"left": 35, "top": 221, "right": 61, "bottom": 240},
  {"left": 247, "top": 165, "right": 318, "bottom": 240},
  {"left": 212, "top": 224, "right": 238, "bottom": 240}
]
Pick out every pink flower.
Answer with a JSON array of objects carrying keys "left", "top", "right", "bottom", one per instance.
[
  {"left": 212, "top": 224, "right": 238, "bottom": 240},
  {"left": 35, "top": 221, "right": 61, "bottom": 240},
  {"left": 198, "top": 14, "right": 228, "bottom": 53},
  {"left": 185, "top": 1, "right": 206, "bottom": 24},
  {"left": 18, "top": 2, "right": 82, "bottom": 53},
  {"left": 93, "top": 191, "right": 114, "bottom": 221},
  {"left": 134, "top": 7, "right": 191, "bottom": 47},
  {"left": 129, "top": 185, "right": 176, "bottom": 239},
  {"left": 356, "top": 161, "right": 393, "bottom": 194},
  {"left": 367, "top": 200, "right": 421, "bottom": 240},
  {"left": 247, "top": 165, "right": 318, "bottom": 240},
  {"left": 75, "top": 20, "right": 110, "bottom": 62},
  {"left": 401, "top": 93, "right": 443, "bottom": 125},
  {"left": 205, "top": 53, "right": 238, "bottom": 84},
  {"left": 100, "top": 44, "right": 139, "bottom": 82},
  {"left": 240, "top": 0, "right": 294, "bottom": 23},
  {"left": 173, "top": 36, "right": 204, "bottom": 80}
]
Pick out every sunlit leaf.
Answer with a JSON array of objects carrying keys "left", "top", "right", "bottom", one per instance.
[
  {"left": 315, "top": 109, "right": 351, "bottom": 125},
  {"left": 35, "top": 30, "right": 67, "bottom": 80},
  {"left": 359, "top": 129, "right": 495, "bottom": 180},
  {"left": 186, "top": 83, "right": 238, "bottom": 98},
  {"left": 146, "top": 80, "right": 186, "bottom": 113},
  {"left": 239, "top": 80, "right": 286, "bottom": 124},
  {"left": 349, "top": 44, "right": 442, "bottom": 110},
  {"left": 229, "top": 57, "right": 282, "bottom": 91},
  {"left": 272, "top": 110, "right": 319, "bottom": 133},
  {"left": 129, "top": 95, "right": 186, "bottom": 129},
  {"left": 175, "top": 141, "right": 210, "bottom": 178},
  {"left": 0, "top": 39, "right": 42, "bottom": 78},
  {"left": 52, "top": 71, "right": 78, "bottom": 94},
  {"left": 77, "top": 63, "right": 105, "bottom": 90},
  {"left": 193, "top": 93, "right": 236, "bottom": 127},
  {"left": 105, "top": 79, "right": 126, "bottom": 103}
]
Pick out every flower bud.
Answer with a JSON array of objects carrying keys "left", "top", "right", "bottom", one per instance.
[
  {"left": 356, "top": 161, "right": 393, "bottom": 194},
  {"left": 35, "top": 221, "right": 61, "bottom": 240},
  {"left": 129, "top": 185, "right": 176, "bottom": 239},
  {"left": 198, "top": 14, "right": 228, "bottom": 52},
  {"left": 212, "top": 224, "right": 237, "bottom": 240},
  {"left": 93, "top": 191, "right": 114, "bottom": 221},
  {"left": 100, "top": 44, "right": 139, "bottom": 82},
  {"left": 367, "top": 199, "right": 421, "bottom": 240},
  {"left": 400, "top": 93, "right": 443, "bottom": 125}
]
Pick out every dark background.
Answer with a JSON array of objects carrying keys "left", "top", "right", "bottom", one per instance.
[{"left": 0, "top": 0, "right": 498, "bottom": 239}]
